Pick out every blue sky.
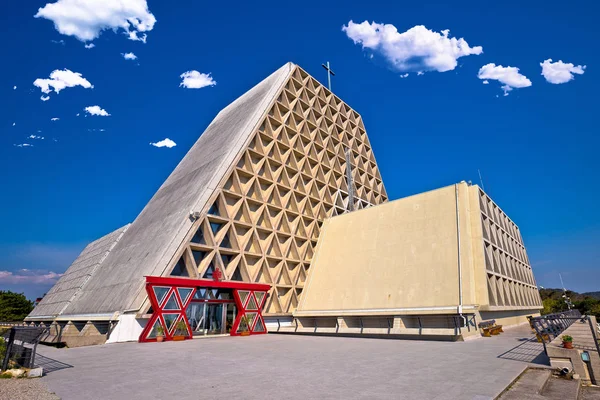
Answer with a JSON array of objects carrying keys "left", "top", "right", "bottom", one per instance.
[{"left": 1, "top": 0, "right": 598, "bottom": 300}]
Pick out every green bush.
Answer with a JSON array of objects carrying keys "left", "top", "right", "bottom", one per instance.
[{"left": 0, "top": 337, "right": 5, "bottom": 362}]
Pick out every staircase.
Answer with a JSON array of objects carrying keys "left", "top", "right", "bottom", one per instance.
[{"left": 499, "top": 368, "right": 590, "bottom": 400}]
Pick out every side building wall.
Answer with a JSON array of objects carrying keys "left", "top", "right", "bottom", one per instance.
[{"left": 292, "top": 182, "right": 542, "bottom": 339}]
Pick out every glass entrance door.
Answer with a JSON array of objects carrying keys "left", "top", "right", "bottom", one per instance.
[
  {"left": 186, "top": 302, "right": 206, "bottom": 335},
  {"left": 185, "top": 287, "right": 237, "bottom": 336},
  {"left": 225, "top": 303, "right": 236, "bottom": 333},
  {"left": 206, "top": 303, "right": 224, "bottom": 335}
]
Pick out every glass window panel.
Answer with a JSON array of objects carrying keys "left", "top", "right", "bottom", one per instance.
[
  {"left": 170, "top": 257, "right": 189, "bottom": 277},
  {"left": 210, "top": 222, "right": 223, "bottom": 235},
  {"left": 225, "top": 303, "right": 236, "bottom": 333},
  {"left": 177, "top": 288, "right": 194, "bottom": 305},
  {"left": 191, "top": 227, "right": 206, "bottom": 244},
  {"left": 246, "top": 294, "right": 258, "bottom": 310},
  {"left": 163, "top": 314, "right": 179, "bottom": 334},
  {"left": 230, "top": 267, "right": 243, "bottom": 281},
  {"left": 192, "top": 250, "right": 206, "bottom": 266},
  {"left": 193, "top": 288, "right": 207, "bottom": 299},
  {"left": 202, "top": 262, "right": 215, "bottom": 279},
  {"left": 253, "top": 316, "right": 265, "bottom": 333},
  {"left": 146, "top": 318, "right": 163, "bottom": 339},
  {"left": 208, "top": 202, "right": 220, "bottom": 216},
  {"left": 217, "top": 290, "right": 232, "bottom": 300},
  {"left": 221, "top": 253, "right": 233, "bottom": 267},
  {"left": 220, "top": 233, "right": 232, "bottom": 249},
  {"left": 163, "top": 292, "right": 180, "bottom": 310},
  {"left": 148, "top": 306, "right": 154, "bottom": 314},
  {"left": 207, "top": 303, "right": 223, "bottom": 334},
  {"left": 246, "top": 312, "right": 257, "bottom": 330},
  {"left": 254, "top": 292, "right": 266, "bottom": 308},
  {"left": 186, "top": 302, "right": 206, "bottom": 333},
  {"left": 152, "top": 286, "right": 170, "bottom": 306},
  {"left": 207, "top": 289, "right": 219, "bottom": 300},
  {"left": 238, "top": 290, "right": 250, "bottom": 306},
  {"left": 237, "top": 315, "right": 249, "bottom": 333}
]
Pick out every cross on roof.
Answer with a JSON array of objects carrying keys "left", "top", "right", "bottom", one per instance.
[{"left": 321, "top": 61, "right": 335, "bottom": 91}]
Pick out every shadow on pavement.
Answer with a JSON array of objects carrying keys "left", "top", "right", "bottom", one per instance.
[
  {"left": 35, "top": 354, "right": 74, "bottom": 373},
  {"left": 497, "top": 336, "right": 550, "bottom": 365}
]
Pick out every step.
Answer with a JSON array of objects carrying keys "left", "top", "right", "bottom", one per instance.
[
  {"left": 500, "top": 369, "right": 551, "bottom": 400},
  {"left": 539, "top": 376, "right": 580, "bottom": 400}
]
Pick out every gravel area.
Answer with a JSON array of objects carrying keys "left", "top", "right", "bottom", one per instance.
[{"left": 0, "top": 378, "right": 60, "bottom": 400}]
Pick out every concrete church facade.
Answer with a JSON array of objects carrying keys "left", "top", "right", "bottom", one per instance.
[{"left": 26, "top": 62, "right": 541, "bottom": 346}]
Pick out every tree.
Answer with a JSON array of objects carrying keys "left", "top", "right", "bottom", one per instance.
[{"left": 0, "top": 291, "right": 33, "bottom": 321}]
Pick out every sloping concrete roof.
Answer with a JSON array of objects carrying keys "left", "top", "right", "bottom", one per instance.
[
  {"left": 40, "top": 62, "right": 294, "bottom": 317},
  {"left": 27, "top": 225, "right": 130, "bottom": 319}
]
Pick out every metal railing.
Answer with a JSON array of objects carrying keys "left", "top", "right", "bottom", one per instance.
[
  {"left": 529, "top": 310, "right": 600, "bottom": 359},
  {"left": 1, "top": 326, "right": 49, "bottom": 371}
]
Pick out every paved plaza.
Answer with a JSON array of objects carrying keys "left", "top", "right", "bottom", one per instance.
[{"left": 34, "top": 324, "right": 548, "bottom": 400}]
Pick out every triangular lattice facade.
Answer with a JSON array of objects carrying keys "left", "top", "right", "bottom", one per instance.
[{"left": 159, "top": 65, "right": 388, "bottom": 316}]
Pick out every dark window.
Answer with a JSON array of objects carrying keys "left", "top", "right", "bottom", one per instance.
[
  {"left": 230, "top": 267, "right": 243, "bottom": 281},
  {"left": 170, "top": 257, "right": 189, "bottom": 277},
  {"left": 191, "top": 227, "right": 206, "bottom": 244}
]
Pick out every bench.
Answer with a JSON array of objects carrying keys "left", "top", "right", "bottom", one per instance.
[{"left": 478, "top": 320, "right": 503, "bottom": 337}]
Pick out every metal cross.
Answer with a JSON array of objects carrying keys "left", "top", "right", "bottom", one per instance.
[{"left": 321, "top": 61, "right": 335, "bottom": 91}]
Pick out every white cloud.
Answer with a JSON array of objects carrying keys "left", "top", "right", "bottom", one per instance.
[
  {"left": 13, "top": 85, "right": 17, "bottom": 90},
  {"left": 342, "top": 21, "right": 483, "bottom": 73},
  {"left": 28, "top": 135, "right": 45, "bottom": 140},
  {"left": 85, "top": 43, "right": 95, "bottom": 49},
  {"left": 34, "top": 69, "right": 93, "bottom": 99},
  {"left": 12, "top": 123, "right": 16, "bottom": 127},
  {"left": 41, "top": 95, "right": 50, "bottom": 101},
  {"left": 482, "top": 80, "right": 489, "bottom": 84},
  {"left": 34, "top": 0, "right": 156, "bottom": 43},
  {"left": 51, "top": 117, "right": 59, "bottom": 121},
  {"left": 540, "top": 59, "right": 586, "bottom": 84},
  {"left": 417, "top": 71, "right": 424, "bottom": 76},
  {"left": 51, "top": 39, "right": 65, "bottom": 45},
  {"left": 14, "top": 143, "right": 33, "bottom": 148},
  {"left": 84, "top": 105, "right": 110, "bottom": 116},
  {"left": 477, "top": 63, "right": 532, "bottom": 96},
  {"left": 150, "top": 138, "right": 177, "bottom": 148},
  {"left": 179, "top": 70, "right": 216, "bottom": 89},
  {"left": 400, "top": 73, "right": 409, "bottom": 78},
  {"left": 122, "top": 52, "right": 137, "bottom": 60},
  {"left": 0, "top": 269, "right": 63, "bottom": 285}
]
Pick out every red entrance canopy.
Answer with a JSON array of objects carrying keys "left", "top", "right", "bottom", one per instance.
[{"left": 140, "top": 276, "right": 271, "bottom": 343}]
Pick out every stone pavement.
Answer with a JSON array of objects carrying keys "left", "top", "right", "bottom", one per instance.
[{"left": 36, "top": 324, "right": 547, "bottom": 400}]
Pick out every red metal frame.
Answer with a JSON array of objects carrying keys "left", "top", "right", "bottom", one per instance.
[{"left": 139, "top": 276, "right": 270, "bottom": 343}]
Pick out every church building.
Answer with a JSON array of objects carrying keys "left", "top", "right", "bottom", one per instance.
[{"left": 26, "top": 62, "right": 542, "bottom": 346}]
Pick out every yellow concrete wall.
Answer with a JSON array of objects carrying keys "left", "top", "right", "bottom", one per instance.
[
  {"left": 468, "top": 185, "right": 490, "bottom": 308},
  {"left": 296, "top": 184, "right": 477, "bottom": 315}
]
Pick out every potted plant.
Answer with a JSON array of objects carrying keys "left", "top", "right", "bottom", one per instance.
[
  {"left": 239, "top": 315, "right": 251, "bottom": 336},
  {"left": 172, "top": 321, "right": 188, "bottom": 341},
  {"left": 156, "top": 325, "right": 164, "bottom": 342},
  {"left": 562, "top": 334, "right": 573, "bottom": 349}
]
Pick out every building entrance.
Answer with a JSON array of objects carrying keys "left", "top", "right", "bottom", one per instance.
[
  {"left": 186, "top": 289, "right": 237, "bottom": 335},
  {"left": 141, "top": 276, "right": 270, "bottom": 343}
]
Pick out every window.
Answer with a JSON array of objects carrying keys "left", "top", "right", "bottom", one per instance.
[{"left": 170, "top": 257, "right": 189, "bottom": 277}]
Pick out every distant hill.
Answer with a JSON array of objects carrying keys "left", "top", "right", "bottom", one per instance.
[
  {"left": 539, "top": 288, "right": 600, "bottom": 317},
  {"left": 539, "top": 288, "right": 587, "bottom": 302}
]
